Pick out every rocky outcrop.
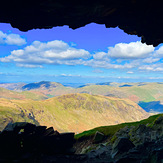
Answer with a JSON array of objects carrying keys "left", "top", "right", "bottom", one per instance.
[
  {"left": 111, "top": 137, "right": 135, "bottom": 159},
  {"left": 77, "top": 114, "right": 163, "bottom": 163},
  {"left": 93, "top": 131, "right": 105, "bottom": 144},
  {"left": 0, "top": 0, "right": 163, "bottom": 46},
  {"left": 0, "top": 122, "right": 75, "bottom": 162},
  {"left": 0, "top": 115, "right": 162, "bottom": 162}
]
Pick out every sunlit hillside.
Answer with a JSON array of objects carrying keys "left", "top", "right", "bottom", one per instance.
[
  {"left": 0, "top": 93, "right": 149, "bottom": 133},
  {"left": 1, "top": 82, "right": 163, "bottom": 113}
]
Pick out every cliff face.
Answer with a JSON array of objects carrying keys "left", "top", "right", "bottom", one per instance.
[{"left": 0, "top": 93, "right": 149, "bottom": 133}]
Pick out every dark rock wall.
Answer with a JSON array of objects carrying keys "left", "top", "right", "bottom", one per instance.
[{"left": 0, "top": 0, "right": 163, "bottom": 46}]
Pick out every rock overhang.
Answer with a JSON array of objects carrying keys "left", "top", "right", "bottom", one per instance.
[{"left": 0, "top": 0, "right": 163, "bottom": 46}]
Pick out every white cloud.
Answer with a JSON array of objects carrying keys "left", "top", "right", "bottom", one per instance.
[
  {"left": 84, "top": 59, "right": 139, "bottom": 69},
  {"left": 93, "top": 52, "right": 109, "bottom": 61},
  {"left": 16, "top": 64, "right": 43, "bottom": 68},
  {"left": 143, "top": 57, "right": 160, "bottom": 63},
  {"left": 0, "top": 40, "right": 90, "bottom": 67},
  {"left": 139, "top": 64, "right": 163, "bottom": 72},
  {"left": 0, "top": 31, "right": 26, "bottom": 46},
  {"left": 154, "top": 46, "right": 163, "bottom": 58},
  {"left": 127, "top": 71, "right": 134, "bottom": 74},
  {"left": 148, "top": 77, "right": 163, "bottom": 79},
  {"left": 60, "top": 74, "right": 81, "bottom": 77},
  {"left": 108, "top": 41, "right": 154, "bottom": 59},
  {"left": 1, "top": 39, "right": 163, "bottom": 76}
]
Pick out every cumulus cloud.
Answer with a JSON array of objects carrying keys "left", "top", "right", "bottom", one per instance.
[
  {"left": 0, "top": 40, "right": 90, "bottom": 67},
  {"left": 1, "top": 39, "right": 163, "bottom": 75},
  {"left": 108, "top": 41, "right": 154, "bottom": 59},
  {"left": 154, "top": 46, "right": 163, "bottom": 58},
  {"left": 93, "top": 52, "right": 109, "bottom": 61},
  {"left": 0, "top": 31, "right": 26, "bottom": 46}
]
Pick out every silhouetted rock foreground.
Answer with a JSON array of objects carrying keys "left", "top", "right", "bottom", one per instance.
[
  {"left": 0, "top": 122, "right": 75, "bottom": 162},
  {"left": 0, "top": 118, "right": 162, "bottom": 162}
]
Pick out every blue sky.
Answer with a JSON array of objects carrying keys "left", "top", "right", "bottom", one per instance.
[{"left": 0, "top": 23, "right": 163, "bottom": 84}]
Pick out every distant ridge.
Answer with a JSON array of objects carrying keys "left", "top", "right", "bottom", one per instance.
[
  {"left": 22, "top": 81, "right": 63, "bottom": 90},
  {"left": 1, "top": 81, "right": 163, "bottom": 113},
  {"left": 0, "top": 83, "right": 25, "bottom": 90},
  {"left": 0, "top": 87, "right": 47, "bottom": 100},
  {"left": 96, "top": 82, "right": 111, "bottom": 86},
  {"left": 119, "top": 84, "right": 133, "bottom": 87}
]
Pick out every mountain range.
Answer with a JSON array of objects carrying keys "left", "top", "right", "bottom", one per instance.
[
  {"left": 0, "top": 93, "right": 149, "bottom": 133},
  {"left": 0, "top": 81, "right": 163, "bottom": 113}
]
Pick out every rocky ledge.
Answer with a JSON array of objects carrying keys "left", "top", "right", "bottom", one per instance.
[
  {"left": 78, "top": 115, "right": 163, "bottom": 163},
  {"left": 0, "top": 116, "right": 162, "bottom": 162}
]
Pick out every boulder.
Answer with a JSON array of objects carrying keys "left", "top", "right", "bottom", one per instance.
[
  {"left": 93, "top": 131, "right": 105, "bottom": 144},
  {"left": 43, "top": 127, "right": 55, "bottom": 136},
  {"left": 115, "top": 126, "right": 130, "bottom": 138},
  {"left": 111, "top": 137, "right": 135, "bottom": 159}
]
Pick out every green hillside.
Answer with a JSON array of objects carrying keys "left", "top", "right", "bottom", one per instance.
[
  {"left": 76, "top": 83, "right": 163, "bottom": 112},
  {"left": 77, "top": 82, "right": 163, "bottom": 103},
  {"left": 0, "top": 87, "right": 47, "bottom": 100},
  {"left": 0, "top": 93, "right": 149, "bottom": 132},
  {"left": 75, "top": 113, "right": 163, "bottom": 140},
  {"left": 1, "top": 82, "right": 163, "bottom": 113},
  {"left": 21, "top": 82, "right": 163, "bottom": 104}
]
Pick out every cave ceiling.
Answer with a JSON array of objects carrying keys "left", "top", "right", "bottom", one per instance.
[{"left": 1, "top": 0, "right": 163, "bottom": 46}]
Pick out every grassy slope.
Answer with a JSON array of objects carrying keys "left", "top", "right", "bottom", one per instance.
[
  {"left": 0, "top": 93, "right": 149, "bottom": 132},
  {"left": 0, "top": 98, "right": 39, "bottom": 129},
  {"left": 75, "top": 113, "right": 163, "bottom": 140},
  {"left": 1, "top": 82, "right": 163, "bottom": 113},
  {"left": 25, "top": 82, "right": 163, "bottom": 104},
  {"left": 74, "top": 83, "right": 163, "bottom": 113},
  {"left": 3, "top": 82, "right": 163, "bottom": 104},
  {"left": 76, "top": 83, "right": 163, "bottom": 103},
  {"left": 120, "top": 83, "right": 161, "bottom": 102},
  {"left": 0, "top": 87, "right": 47, "bottom": 100}
]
